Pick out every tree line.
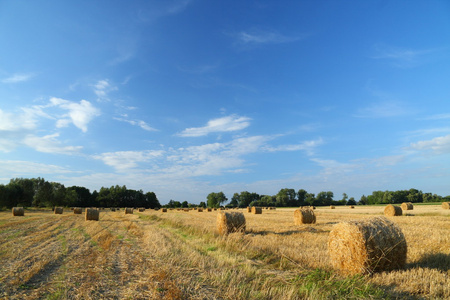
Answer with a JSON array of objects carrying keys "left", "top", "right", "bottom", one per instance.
[
  {"left": 0, "top": 177, "right": 161, "bottom": 209},
  {"left": 206, "top": 188, "right": 450, "bottom": 208}
]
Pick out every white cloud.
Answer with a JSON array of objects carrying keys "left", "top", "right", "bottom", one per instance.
[
  {"left": 178, "top": 115, "right": 251, "bottom": 137},
  {"left": 92, "top": 79, "right": 117, "bottom": 101},
  {"left": 0, "top": 160, "right": 72, "bottom": 176},
  {"left": 0, "top": 109, "right": 37, "bottom": 131},
  {"left": 410, "top": 135, "right": 450, "bottom": 154},
  {"left": 371, "top": 44, "right": 439, "bottom": 68},
  {"left": 50, "top": 97, "right": 100, "bottom": 132},
  {"left": 114, "top": 116, "right": 158, "bottom": 132},
  {"left": 1, "top": 73, "right": 34, "bottom": 83},
  {"left": 234, "top": 29, "right": 305, "bottom": 45},
  {"left": 93, "top": 150, "right": 165, "bottom": 171},
  {"left": 264, "top": 138, "right": 324, "bottom": 156},
  {"left": 354, "top": 101, "right": 410, "bottom": 118},
  {"left": 23, "top": 133, "right": 83, "bottom": 154}
]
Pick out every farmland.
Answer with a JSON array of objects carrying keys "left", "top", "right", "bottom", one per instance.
[{"left": 0, "top": 205, "right": 449, "bottom": 299}]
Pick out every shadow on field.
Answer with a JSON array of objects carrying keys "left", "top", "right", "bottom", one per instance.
[
  {"left": 408, "top": 252, "right": 450, "bottom": 272},
  {"left": 248, "top": 227, "right": 326, "bottom": 236}
]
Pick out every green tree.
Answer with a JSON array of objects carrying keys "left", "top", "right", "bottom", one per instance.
[
  {"left": 297, "top": 189, "right": 308, "bottom": 206},
  {"left": 276, "top": 188, "right": 296, "bottom": 207},
  {"left": 207, "top": 192, "right": 227, "bottom": 208}
]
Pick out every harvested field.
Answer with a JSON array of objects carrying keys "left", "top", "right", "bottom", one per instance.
[{"left": 0, "top": 205, "right": 449, "bottom": 299}]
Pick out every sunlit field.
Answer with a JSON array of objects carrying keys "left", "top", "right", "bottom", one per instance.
[{"left": 1, "top": 204, "right": 449, "bottom": 299}]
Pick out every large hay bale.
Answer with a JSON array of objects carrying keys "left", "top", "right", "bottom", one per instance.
[
  {"left": 294, "top": 208, "right": 316, "bottom": 225},
  {"left": 328, "top": 216, "right": 407, "bottom": 275},
  {"left": 85, "top": 208, "right": 99, "bottom": 221},
  {"left": 207, "top": 208, "right": 212, "bottom": 212},
  {"left": 138, "top": 208, "right": 145, "bottom": 212},
  {"left": 54, "top": 207, "right": 63, "bottom": 214},
  {"left": 251, "top": 207, "right": 262, "bottom": 214},
  {"left": 198, "top": 208, "right": 203, "bottom": 212},
  {"left": 217, "top": 211, "right": 246, "bottom": 235},
  {"left": 442, "top": 202, "right": 450, "bottom": 210},
  {"left": 161, "top": 208, "right": 167, "bottom": 212},
  {"left": 384, "top": 204, "right": 402, "bottom": 216},
  {"left": 401, "top": 202, "right": 413, "bottom": 210},
  {"left": 125, "top": 208, "right": 133, "bottom": 214},
  {"left": 12, "top": 207, "right": 24, "bottom": 216},
  {"left": 247, "top": 207, "right": 251, "bottom": 213},
  {"left": 73, "top": 207, "right": 82, "bottom": 214}
]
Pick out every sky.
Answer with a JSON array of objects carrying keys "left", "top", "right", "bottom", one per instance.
[{"left": 1, "top": 0, "right": 450, "bottom": 204}]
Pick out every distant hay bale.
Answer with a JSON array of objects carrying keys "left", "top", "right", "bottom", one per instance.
[
  {"left": 330, "top": 206, "right": 336, "bottom": 209},
  {"left": 125, "top": 208, "right": 134, "bottom": 214},
  {"left": 12, "top": 207, "right": 24, "bottom": 216},
  {"left": 328, "top": 216, "right": 407, "bottom": 275},
  {"left": 269, "top": 207, "right": 276, "bottom": 210},
  {"left": 161, "top": 208, "right": 167, "bottom": 212},
  {"left": 217, "top": 211, "right": 246, "bottom": 235},
  {"left": 183, "top": 208, "right": 189, "bottom": 212},
  {"left": 73, "top": 207, "right": 82, "bottom": 214},
  {"left": 207, "top": 208, "right": 212, "bottom": 212},
  {"left": 442, "top": 202, "right": 450, "bottom": 210},
  {"left": 198, "top": 208, "right": 203, "bottom": 212},
  {"left": 294, "top": 208, "right": 316, "bottom": 225},
  {"left": 401, "top": 202, "right": 413, "bottom": 210},
  {"left": 350, "top": 206, "right": 355, "bottom": 209},
  {"left": 247, "top": 207, "right": 251, "bottom": 213},
  {"left": 384, "top": 204, "right": 402, "bottom": 216},
  {"left": 54, "top": 207, "right": 63, "bottom": 214},
  {"left": 251, "top": 207, "right": 262, "bottom": 214},
  {"left": 85, "top": 208, "right": 99, "bottom": 221},
  {"left": 138, "top": 208, "right": 145, "bottom": 212},
  {"left": 110, "top": 208, "right": 116, "bottom": 212}
]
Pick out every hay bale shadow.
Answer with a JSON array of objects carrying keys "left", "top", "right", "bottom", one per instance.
[{"left": 408, "top": 252, "right": 450, "bottom": 272}]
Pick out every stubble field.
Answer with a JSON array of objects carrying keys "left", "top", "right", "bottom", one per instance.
[{"left": 0, "top": 205, "right": 449, "bottom": 299}]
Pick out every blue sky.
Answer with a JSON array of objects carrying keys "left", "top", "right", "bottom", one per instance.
[{"left": 1, "top": 0, "right": 450, "bottom": 204}]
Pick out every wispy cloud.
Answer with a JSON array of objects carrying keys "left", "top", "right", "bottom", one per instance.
[
  {"left": 1, "top": 73, "right": 34, "bottom": 83},
  {"left": 114, "top": 115, "right": 158, "bottom": 132},
  {"left": 264, "top": 138, "right": 324, "bottom": 156},
  {"left": 371, "top": 44, "right": 438, "bottom": 68},
  {"left": 409, "top": 134, "right": 450, "bottom": 154},
  {"left": 92, "top": 79, "right": 117, "bottom": 102},
  {"left": 354, "top": 101, "right": 411, "bottom": 118},
  {"left": 178, "top": 114, "right": 251, "bottom": 137},
  {"left": 0, "top": 160, "right": 72, "bottom": 176},
  {"left": 232, "top": 28, "right": 306, "bottom": 46},
  {"left": 93, "top": 150, "right": 165, "bottom": 171},
  {"left": 50, "top": 97, "right": 100, "bottom": 133},
  {"left": 23, "top": 133, "right": 83, "bottom": 154}
]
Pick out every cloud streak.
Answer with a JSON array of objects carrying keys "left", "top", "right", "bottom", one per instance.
[
  {"left": 1, "top": 73, "right": 34, "bottom": 83},
  {"left": 178, "top": 115, "right": 251, "bottom": 137}
]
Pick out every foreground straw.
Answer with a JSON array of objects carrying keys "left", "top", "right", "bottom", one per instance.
[{"left": 328, "top": 216, "right": 407, "bottom": 275}]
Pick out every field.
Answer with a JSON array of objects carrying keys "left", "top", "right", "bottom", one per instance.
[{"left": 0, "top": 205, "right": 449, "bottom": 299}]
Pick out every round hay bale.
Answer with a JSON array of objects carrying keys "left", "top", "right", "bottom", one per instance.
[
  {"left": 207, "top": 208, "right": 212, "bottom": 212},
  {"left": 217, "top": 211, "right": 246, "bottom": 235},
  {"left": 125, "top": 208, "right": 134, "bottom": 214},
  {"left": 350, "top": 205, "right": 355, "bottom": 209},
  {"left": 330, "top": 206, "right": 336, "bottom": 209},
  {"left": 54, "top": 207, "right": 63, "bottom": 214},
  {"left": 247, "top": 207, "right": 251, "bottom": 213},
  {"left": 73, "top": 207, "right": 82, "bottom": 214},
  {"left": 384, "top": 204, "right": 402, "bottom": 216},
  {"left": 294, "top": 208, "right": 316, "bottom": 225},
  {"left": 401, "top": 202, "right": 413, "bottom": 210},
  {"left": 328, "top": 216, "right": 407, "bottom": 275},
  {"left": 251, "top": 207, "right": 262, "bottom": 214},
  {"left": 110, "top": 208, "right": 116, "bottom": 212},
  {"left": 198, "top": 208, "right": 203, "bottom": 212},
  {"left": 12, "top": 207, "right": 24, "bottom": 216},
  {"left": 85, "top": 208, "right": 99, "bottom": 221},
  {"left": 442, "top": 202, "right": 450, "bottom": 210},
  {"left": 138, "top": 208, "right": 145, "bottom": 212},
  {"left": 161, "top": 208, "right": 167, "bottom": 212}
]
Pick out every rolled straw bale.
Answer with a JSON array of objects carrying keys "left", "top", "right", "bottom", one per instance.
[
  {"left": 442, "top": 202, "right": 450, "bottom": 210},
  {"left": 384, "top": 204, "right": 402, "bottom": 216},
  {"left": 54, "top": 207, "right": 63, "bottom": 214},
  {"left": 12, "top": 207, "right": 24, "bottom": 216},
  {"left": 161, "top": 208, "right": 167, "bottom": 212},
  {"left": 125, "top": 207, "right": 134, "bottom": 214},
  {"left": 207, "top": 208, "right": 212, "bottom": 212},
  {"left": 85, "top": 208, "right": 99, "bottom": 221},
  {"left": 110, "top": 208, "right": 116, "bottom": 212},
  {"left": 251, "top": 207, "right": 262, "bottom": 214},
  {"left": 328, "top": 216, "right": 407, "bottom": 275},
  {"left": 73, "top": 207, "right": 82, "bottom": 214},
  {"left": 294, "top": 208, "right": 316, "bottom": 225},
  {"left": 217, "top": 211, "right": 246, "bottom": 235},
  {"left": 198, "top": 208, "right": 203, "bottom": 212},
  {"left": 247, "top": 207, "right": 251, "bottom": 213},
  {"left": 330, "top": 206, "right": 336, "bottom": 209},
  {"left": 401, "top": 202, "right": 413, "bottom": 210},
  {"left": 138, "top": 208, "right": 145, "bottom": 212},
  {"left": 350, "top": 206, "right": 355, "bottom": 209}
]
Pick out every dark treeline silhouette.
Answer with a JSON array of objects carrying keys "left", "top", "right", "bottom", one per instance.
[
  {"left": 207, "top": 188, "right": 450, "bottom": 208},
  {"left": 0, "top": 177, "right": 161, "bottom": 209}
]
